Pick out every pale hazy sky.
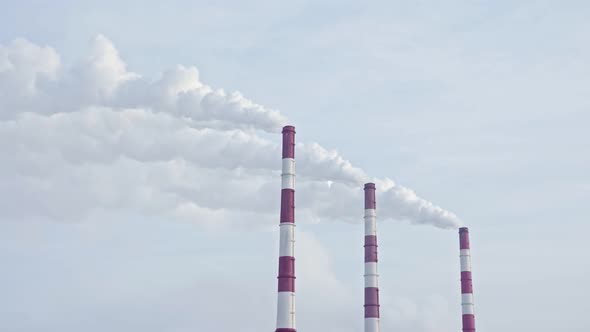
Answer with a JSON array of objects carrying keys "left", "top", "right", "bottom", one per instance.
[{"left": 1, "top": 1, "right": 589, "bottom": 331}]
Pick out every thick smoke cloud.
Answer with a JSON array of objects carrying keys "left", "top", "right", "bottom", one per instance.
[
  {"left": 0, "top": 35, "right": 286, "bottom": 132},
  {"left": 1, "top": 35, "right": 459, "bottom": 229}
]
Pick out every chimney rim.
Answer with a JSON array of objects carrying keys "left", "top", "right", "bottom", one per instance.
[{"left": 282, "top": 125, "right": 296, "bottom": 133}]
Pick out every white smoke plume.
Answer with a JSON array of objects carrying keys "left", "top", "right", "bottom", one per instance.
[
  {"left": 0, "top": 35, "right": 460, "bottom": 229},
  {"left": 0, "top": 35, "right": 286, "bottom": 132}
]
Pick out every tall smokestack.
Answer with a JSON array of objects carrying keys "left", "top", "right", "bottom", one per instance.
[
  {"left": 276, "top": 125, "right": 296, "bottom": 332},
  {"left": 459, "top": 227, "right": 476, "bottom": 332},
  {"left": 364, "top": 183, "right": 380, "bottom": 332}
]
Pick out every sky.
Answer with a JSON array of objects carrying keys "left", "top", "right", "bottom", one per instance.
[{"left": 0, "top": 1, "right": 589, "bottom": 331}]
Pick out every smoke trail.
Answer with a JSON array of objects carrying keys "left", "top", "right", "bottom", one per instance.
[
  {"left": 296, "top": 145, "right": 460, "bottom": 229},
  {"left": 0, "top": 35, "right": 286, "bottom": 132},
  {"left": 1, "top": 35, "right": 460, "bottom": 229}
]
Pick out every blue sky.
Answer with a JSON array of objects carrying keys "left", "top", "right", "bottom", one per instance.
[{"left": 1, "top": 1, "right": 589, "bottom": 331}]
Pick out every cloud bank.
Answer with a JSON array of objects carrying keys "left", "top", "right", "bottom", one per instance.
[{"left": 0, "top": 35, "right": 459, "bottom": 229}]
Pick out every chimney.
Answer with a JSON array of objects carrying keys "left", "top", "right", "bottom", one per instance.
[
  {"left": 459, "top": 227, "right": 476, "bottom": 332},
  {"left": 275, "top": 125, "right": 296, "bottom": 332},
  {"left": 364, "top": 183, "right": 380, "bottom": 332}
]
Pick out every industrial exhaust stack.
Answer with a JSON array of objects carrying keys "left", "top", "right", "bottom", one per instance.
[
  {"left": 459, "top": 227, "right": 476, "bottom": 332},
  {"left": 275, "top": 125, "right": 296, "bottom": 332},
  {"left": 364, "top": 183, "right": 380, "bottom": 332}
]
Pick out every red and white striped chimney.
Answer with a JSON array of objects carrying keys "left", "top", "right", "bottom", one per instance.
[
  {"left": 275, "top": 125, "right": 296, "bottom": 332},
  {"left": 364, "top": 183, "right": 380, "bottom": 332},
  {"left": 459, "top": 227, "right": 476, "bottom": 332}
]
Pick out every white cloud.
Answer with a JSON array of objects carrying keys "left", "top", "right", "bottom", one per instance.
[
  {"left": 0, "top": 35, "right": 287, "bottom": 132},
  {"left": 0, "top": 38, "right": 60, "bottom": 113},
  {"left": 1, "top": 35, "right": 459, "bottom": 229}
]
